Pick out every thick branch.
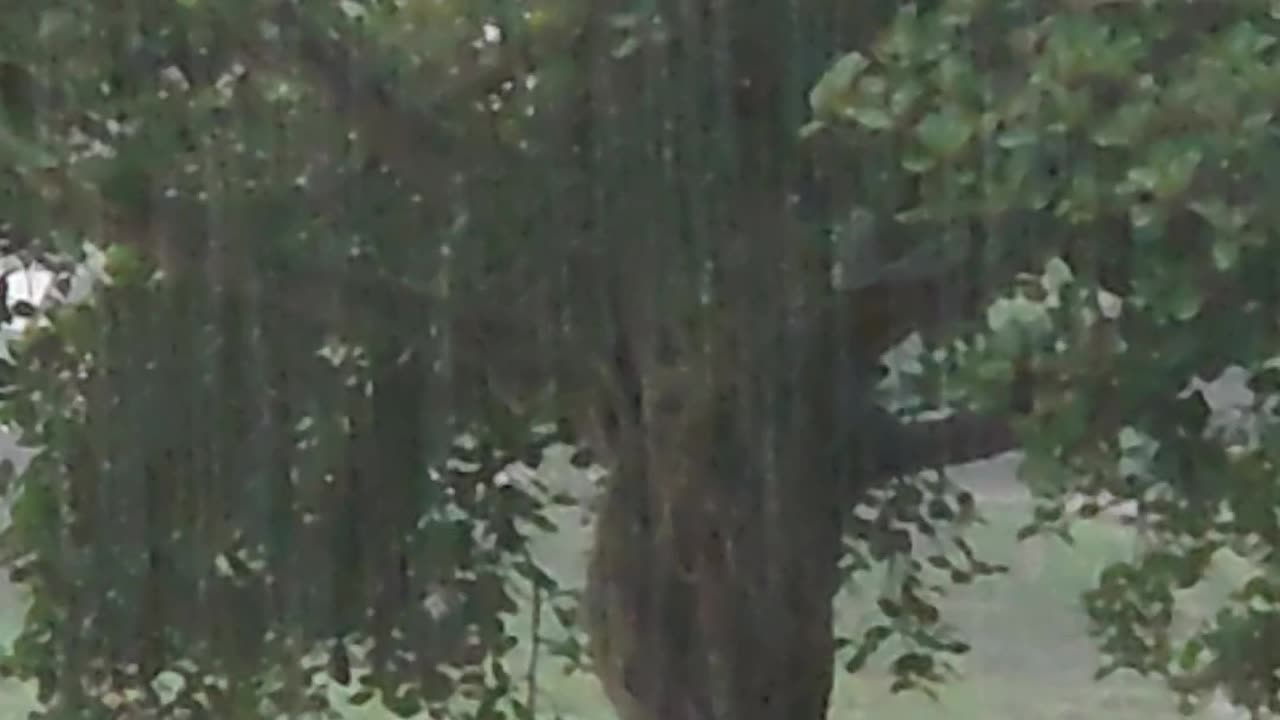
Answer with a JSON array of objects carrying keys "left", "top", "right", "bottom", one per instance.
[
  {"left": 841, "top": 231, "right": 1039, "bottom": 363},
  {"left": 872, "top": 405, "right": 1020, "bottom": 479}
]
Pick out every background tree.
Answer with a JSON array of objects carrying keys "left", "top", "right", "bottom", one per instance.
[{"left": 0, "top": 1, "right": 1279, "bottom": 719}]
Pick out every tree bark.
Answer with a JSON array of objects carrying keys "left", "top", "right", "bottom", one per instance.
[
  {"left": 580, "top": 376, "right": 846, "bottom": 720},
  {"left": 577, "top": 317, "right": 1019, "bottom": 719},
  {"left": 585, "top": 477, "right": 842, "bottom": 720}
]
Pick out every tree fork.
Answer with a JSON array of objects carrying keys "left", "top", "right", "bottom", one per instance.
[{"left": 575, "top": 281, "right": 1019, "bottom": 719}]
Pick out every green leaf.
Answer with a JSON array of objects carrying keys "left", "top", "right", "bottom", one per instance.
[
  {"left": 798, "top": 120, "right": 827, "bottom": 139},
  {"left": 914, "top": 108, "right": 974, "bottom": 159},
  {"left": 1126, "top": 166, "right": 1160, "bottom": 192},
  {"left": 849, "top": 104, "right": 894, "bottom": 130},
  {"left": 1054, "top": 525, "right": 1075, "bottom": 547},
  {"left": 877, "top": 597, "right": 902, "bottom": 618},
  {"left": 844, "top": 624, "right": 893, "bottom": 674},
  {"left": 385, "top": 691, "right": 424, "bottom": 718},
  {"left": 809, "top": 52, "right": 870, "bottom": 119},
  {"left": 844, "top": 647, "right": 873, "bottom": 675},
  {"left": 996, "top": 127, "right": 1038, "bottom": 149},
  {"left": 913, "top": 600, "right": 940, "bottom": 625},
  {"left": 1248, "top": 366, "right": 1280, "bottom": 395},
  {"left": 865, "top": 624, "right": 894, "bottom": 645},
  {"left": 1155, "top": 148, "right": 1202, "bottom": 200},
  {"left": 1043, "top": 257, "right": 1074, "bottom": 293},
  {"left": 568, "top": 446, "right": 594, "bottom": 468},
  {"left": 612, "top": 35, "right": 642, "bottom": 59},
  {"left": 901, "top": 147, "right": 937, "bottom": 174},
  {"left": 890, "top": 677, "right": 913, "bottom": 694},
  {"left": 338, "top": 0, "right": 367, "bottom": 20},
  {"left": 1091, "top": 105, "right": 1147, "bottom": 147},
  {"left": 1211, "top": 238, "right": 1240, "bottom": 271},
  {"left": 892, "top": 651, "right": 934, "bottom": 676},
  {"left": 1178, "top": 638, "right": 1203, "bottom": 671},
  {"left": 1168, "top": 280, "right": 1203, "bottom": 322},
  {"left": 1189, "top": 198, "right": 1246, "bottom": 232}
]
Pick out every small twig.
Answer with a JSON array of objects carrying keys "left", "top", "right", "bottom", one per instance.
[{"left": 525, "top": 567, "right": 544, "bottom": 717}]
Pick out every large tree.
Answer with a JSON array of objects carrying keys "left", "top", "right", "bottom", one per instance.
[{"left": 1, "top": 0, "right": 1279, "bottom": 718}]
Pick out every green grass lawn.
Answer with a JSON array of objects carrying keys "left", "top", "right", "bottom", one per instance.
[
  {"left": 512, "top": 496, "right": 1249, "bottom": 720},
  {"left": 0, "top": 467, "right": 1251, "bottom": 718}
]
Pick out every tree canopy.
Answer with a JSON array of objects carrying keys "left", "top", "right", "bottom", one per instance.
[
  {"left": 815, "top": 3, "right": 1280, "bottom": 713},
  {"left": 1, "top": 0, "right": 1280, "bottom": 718}
]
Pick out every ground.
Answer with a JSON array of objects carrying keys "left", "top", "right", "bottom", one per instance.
[{"left": 0, "top": 450, "right": 1250, "bottom": 719}]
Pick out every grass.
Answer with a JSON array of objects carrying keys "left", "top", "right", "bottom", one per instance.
[
  {"left": 0, "top": 455, "right": 1253, "bottom": 718},
  {"left": 514, "top": 489, "right": 1250, "bottom": 720}
]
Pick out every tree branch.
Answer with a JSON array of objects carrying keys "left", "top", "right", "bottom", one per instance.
[
  {"left": 263, "top": 3, "right": 466, "bottom": 178},
  {"left": 872, "top": 405, "right": 1020, "bottom": 479},
  {"left": 255, "top": 1, "right": 584, "bottom": 206},
  {"left": 843, "top": 233, "right": 1037, "bottom": 362}
]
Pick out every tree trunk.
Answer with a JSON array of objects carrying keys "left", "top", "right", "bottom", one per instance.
[
  {"left": 580, "top": 321, "right": 853, "bottom": 719},
  {"left": 569, "top": 3, "right": 900, "bottom": 713},
  {"left": 584, "top": 446, "right": 845, "bottom": 720}
]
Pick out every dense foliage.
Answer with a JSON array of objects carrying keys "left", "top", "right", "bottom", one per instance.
[
  {"left": 0, "top": 252, "right": 595, "bottom": 719},
  {"left": 5, "top": 0, "right": 1280, "bottom": 718},
  {"left": 0, "top": 1, "right": 599, "bottom": 717},
  {"left": 810, "top": 0, "right": 1280, "bottom": 713}
]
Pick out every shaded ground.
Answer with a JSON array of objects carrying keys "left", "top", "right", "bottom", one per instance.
[
  {"left": 0, "top": 448, "right": 1249, "bottom": 718},
  {"left": 515, "top": 449, "right": 1248, "bottom": 720}
]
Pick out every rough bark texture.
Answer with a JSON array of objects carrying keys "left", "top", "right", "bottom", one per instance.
[
  {"left": 572, "top": 237, "right": 874, "bottom": 720},
  {"left": 564, "top": 2, "right": 909, "bottom": 715},
  {"left": 584, "top": 464, "right": 843, "bottom": 720},
  {"left": 580, "top": 361, "right": 849, "bottom": 720},
  {"left": 576, "top": 354, "right": 1018, "bottom": 719}
]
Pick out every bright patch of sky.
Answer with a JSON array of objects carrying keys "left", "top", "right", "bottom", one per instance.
[
  {"left": 0, "top": 243, "right": 106, "bottom": 361},
  {"left": 0, "top": 259, "right": 51, "bottom": 344}
]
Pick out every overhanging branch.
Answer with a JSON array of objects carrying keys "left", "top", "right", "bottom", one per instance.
[
  {"left": 840, "top": 230, "right": 1039, "bottom": 362},
  {"left": 871, "top": 405, "right": 1020, "bottom": 479}
]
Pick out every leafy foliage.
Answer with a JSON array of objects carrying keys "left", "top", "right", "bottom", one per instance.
[
  {"left": 7, "top": 0, "right": 1280, "bottom": 717},
  {"left": 837, "top": 472, "right": 1004, "bottom": 699},
  {"left": 0, "top": 1, "right": 593, "bottom": 717},
  {"left": 0, "top": 265, "right": 581, "bottom": 719},
  {"left": 812, "top": 0, "right": 1280, "bottom": 714}
]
